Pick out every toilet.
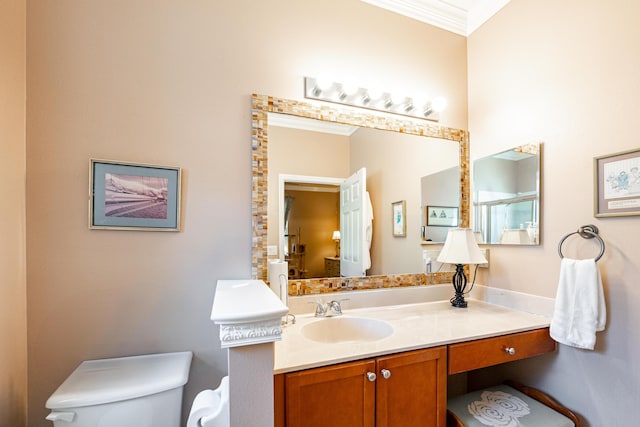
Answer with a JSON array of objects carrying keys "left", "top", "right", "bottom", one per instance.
[{"left": 45, "top": 351, "right": 192, "bottom": 427}]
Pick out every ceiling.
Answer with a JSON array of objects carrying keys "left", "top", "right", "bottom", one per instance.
[{"left": 361, "top": 0, "right": 511, "bottom": 36}]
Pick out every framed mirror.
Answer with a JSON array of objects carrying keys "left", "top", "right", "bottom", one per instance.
[
  {"left": 473, "top": 143, "right": 542, "bottom": 245},
  {"left": 252, "top": 94, "right": 470, "bottom": 291}
]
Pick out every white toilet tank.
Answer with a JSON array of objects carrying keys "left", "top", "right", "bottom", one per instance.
[{"left": 45, "top": 351, "right": 192, "bottom": 427}]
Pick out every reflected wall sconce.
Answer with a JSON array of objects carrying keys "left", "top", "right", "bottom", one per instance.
[
  {"left": 304, "top": 76, "right": 446, "bottom": 122},
  {"left": 332, "top": 230, "right": 341, "bottom": 257},
  {"left": 437, "top": 228, "right": 487, "bottom": 308}
]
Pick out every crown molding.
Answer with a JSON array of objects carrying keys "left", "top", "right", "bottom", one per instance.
[
  {"left": 363, "top": 0, "right": 467, "bottom": 35},
  {"left": 467, "top": 0, "right": 511, "bottom": 34},
  {"left": 361, "top": 0, "right": 511, "bottom": 36}
]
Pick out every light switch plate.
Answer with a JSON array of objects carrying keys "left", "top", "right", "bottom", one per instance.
[
  {"left": 267, "top": 245, "right": 278, "bottom": 256},
  {"left": 424, "top": 250, "right": 455, "bottom": 273}
]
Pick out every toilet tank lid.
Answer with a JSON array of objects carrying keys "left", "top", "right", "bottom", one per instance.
[{"left": 46, "top": 351, "right": 193, "bottom": 409}]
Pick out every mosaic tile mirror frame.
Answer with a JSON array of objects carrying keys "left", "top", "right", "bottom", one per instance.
[{"left": 251, "top": 94, "right": 470, "bottom": 295}]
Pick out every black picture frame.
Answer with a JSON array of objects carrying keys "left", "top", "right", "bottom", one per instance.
[{"left": 426, "top": 205, "right": 459, "bottom": 227}]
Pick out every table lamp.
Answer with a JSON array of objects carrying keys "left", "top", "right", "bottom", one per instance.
[
  {"left": 332, "top": 230, "right": 341, "bottom": 257},
  {"left": 437, "top": 228, "right": 487, "bottom": 308}
]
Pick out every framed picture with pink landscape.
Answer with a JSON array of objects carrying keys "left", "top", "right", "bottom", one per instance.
[
  {"left": 594, "top": 148, "right": 640, "bottom": 218},
  {"left": 89, "top": 159, "right": 182, "bottom": 231}
]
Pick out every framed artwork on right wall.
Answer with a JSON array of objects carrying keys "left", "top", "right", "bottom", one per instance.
[{"left": 594, "top": 148, "right": 640, "bottom": 217}]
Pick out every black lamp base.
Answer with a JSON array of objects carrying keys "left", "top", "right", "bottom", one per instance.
[
  {"left": 450, "top": 292, "right": 468, "bottom": 308},
  {"left": 450, "top": 263, "right": 468, "bottom": 308}
]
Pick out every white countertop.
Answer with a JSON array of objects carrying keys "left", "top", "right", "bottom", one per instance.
[{"left": 274, "top": 299, "right": 551, "bottom": 374}]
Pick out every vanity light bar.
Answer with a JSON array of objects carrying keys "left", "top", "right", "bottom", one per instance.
[{"left": 304, "top": 76, "right": 445, "bottom": 122}]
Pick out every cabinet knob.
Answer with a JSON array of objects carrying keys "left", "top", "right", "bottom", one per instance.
[
  {"left": 366, "top": 372, "right": 377, "bottom": 382},
  {"left": 504, "top": 347, "right": 516, "bottom": 355},
  {"left": 381, "top": 369, "right": 391, "bottom": 379}
]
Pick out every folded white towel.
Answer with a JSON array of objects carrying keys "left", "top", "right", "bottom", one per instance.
[{"left": 550, "top": 258, "right": 606, "bottom": 350}]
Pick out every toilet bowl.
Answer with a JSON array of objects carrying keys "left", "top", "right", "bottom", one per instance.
[{"left": 45, "top": 351, "right": 192, "bottom": 427}]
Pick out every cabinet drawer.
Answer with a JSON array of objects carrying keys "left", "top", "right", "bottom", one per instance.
[{"left": 448, "top": 328, "right": 556, "bottom": 374}]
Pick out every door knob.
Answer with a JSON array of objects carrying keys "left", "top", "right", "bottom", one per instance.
[
  {"left": 367, "top": 372, "right": 377, "bottom": 382},
  {"left": 381, "top": 369, "right": 391, "bottom": 379}
]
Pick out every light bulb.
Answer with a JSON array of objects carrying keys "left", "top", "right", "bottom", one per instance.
[
  {"left": 389, "top": 92, "right": 406, "bottom": 105},
  {"left": 413, "top": 93, "right": 429, "bottom": 108},
  {"left": 366, "top": 84, "right": 383, "bottom": 102},
  {"left": 432, "top": 96, "right": 447, "bottom": 112},
  {"left": 315, "top": 74, "right": 334, "bottom": 91},
  {"left": 341, "top": 79, "right": 359, "bottom": 97}
]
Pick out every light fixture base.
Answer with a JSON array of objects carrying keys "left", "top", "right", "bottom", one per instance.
[
  {"left": 450, "top": 263, "right": 469, "bottom": 308},
  {"left": 304, "top": 77, "right": 442, "bottom": 122}
]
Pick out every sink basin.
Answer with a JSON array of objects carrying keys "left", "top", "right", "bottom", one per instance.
[{"left": 301, "top": 317, "right": 394, "bottom": 343}]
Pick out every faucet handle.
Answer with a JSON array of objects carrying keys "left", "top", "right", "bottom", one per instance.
[
  {"left": 308, "top": 301, "right": 326, "bottom": 317},
  {"left": 327, "top": 299, "right": 349, "bottom": 315}
]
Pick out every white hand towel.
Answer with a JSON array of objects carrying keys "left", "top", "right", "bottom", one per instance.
[
  {"left": 550, "top": 258, "right": 606, "bottom": 350},
  {"left": 363, "top": 191, "right": 374, "bottom": 271}
]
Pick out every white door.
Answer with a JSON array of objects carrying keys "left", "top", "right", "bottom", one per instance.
[{"left": 340, "top": 168, "right": 367, "bottom": 277}]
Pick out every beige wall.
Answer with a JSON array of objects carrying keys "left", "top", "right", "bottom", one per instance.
[
  {"left": 0, "top": 0, "right": 27, "bottom": 425},
  {"left": 468, "top": 0, "right": 640, "bottom": 424},
  {"left": 25, "top": 1, "right": 467, "bottom": 425}
]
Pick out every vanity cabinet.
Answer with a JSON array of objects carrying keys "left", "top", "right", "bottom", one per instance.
[{"left": 275, "top": 346, "right": 447, "bottom": 427}]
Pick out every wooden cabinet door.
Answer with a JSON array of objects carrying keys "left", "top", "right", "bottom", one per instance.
[
  {"left": 285, "top": 358, "right": 376, "bottom": 427},
  {"left": 375, "top": 347, "right": 447, "bottom": 427}
]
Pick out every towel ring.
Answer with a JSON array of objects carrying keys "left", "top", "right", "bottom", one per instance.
[{"left": 558, "top": 224, "right": 605, "bottom": 262}]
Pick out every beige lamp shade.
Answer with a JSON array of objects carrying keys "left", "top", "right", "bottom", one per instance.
[
  {"left": 332, "top": 230, "right": 341, "bottom": 241},
  {"left": 437, "top": 228, "right": 487, "bottom": 265}
]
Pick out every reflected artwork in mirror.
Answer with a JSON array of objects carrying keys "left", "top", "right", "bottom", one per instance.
[
  {"left": 420, "top": 165, "right": 461, "bottom": 243},
  {"left": 473, "top": 143, "right": 542, "bottom": 245},
  {"left": 252, "top": 94, "right": 470, "bottom": 294}
]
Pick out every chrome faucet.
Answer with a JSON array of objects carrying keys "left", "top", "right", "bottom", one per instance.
[{"left": 309, "top": 299, "right": 349, "bottom": 317}]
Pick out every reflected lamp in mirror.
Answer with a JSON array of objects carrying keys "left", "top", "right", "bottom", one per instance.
[
  {"left": 499, "top": 229, "right": 532, "bottom": 244},
  {"left": 332, "top": 230, "right": 341, "bottom": 257},
  {"left": 437, "top": 228, "right": 487, "bottom": 308}
]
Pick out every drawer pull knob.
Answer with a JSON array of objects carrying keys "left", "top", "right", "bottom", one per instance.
[
  {"left": 504, "top": 347, "right": 516, "bottom": 355},
  {"left": 381, "top": 369, "right": 391, "bottom": 379},
  {"left": 367, "top": 372, "right": 377, "bottom": 382}
]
